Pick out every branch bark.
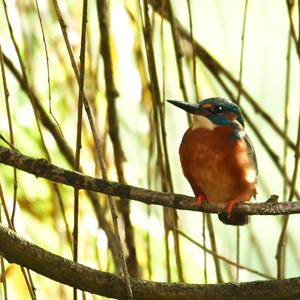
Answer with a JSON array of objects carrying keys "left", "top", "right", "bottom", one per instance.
[
  {"left": 0, "top": 145, "right": 299, "bottom": 216},
  {"left": 0, "top": 224, "right": 299, "bottom": 300}
]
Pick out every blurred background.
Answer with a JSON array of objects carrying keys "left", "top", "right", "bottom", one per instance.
[{"left": 0, "top": 0, "right": 299, "bottom": 299}]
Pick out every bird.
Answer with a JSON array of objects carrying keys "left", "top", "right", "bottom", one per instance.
[{"left": 168, "top": 97, "right": 257, "bottom": 225}]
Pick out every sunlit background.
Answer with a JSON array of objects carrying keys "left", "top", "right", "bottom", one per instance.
[{"left": 0, "top": 0, "right": 299, "bottom": 299}]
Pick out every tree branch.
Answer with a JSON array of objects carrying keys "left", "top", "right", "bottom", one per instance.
[
  {"left": 0, "top": 145, "right": 299, "bottom": 216},
  {"left": 0, "top": 224, "right": 300, "bottom": 300}
]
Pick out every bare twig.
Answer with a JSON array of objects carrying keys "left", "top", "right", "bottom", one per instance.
[
  {"left": 72, "top": 1, "right": 88, "bottom": 299},
  {"left": 236, "top": 0, "right": 248, "bottom": 104},
  {"left": 34, "top": 0, "right": 62, "bottom": 134},
  {"left": 236, "top": 1, "right": 249, "bottom": 281},
  {"left": 175, "top": 229, "right": 274, "bottom": 280},
  {"left": 0, "top": 189, "right": 8, "bottom": 300},
  {"left": 186, "top": 0, "right": 199, "bottom": 100},
  {"left": 0, "top": 44, "right": 18, "bottom": 226},
  {"left": 0, "top": 183, "right": 36, "bottom": 300},
  {"left": 166, "top": 0, "right": 191, "bottom": 125},
  {"left": 286, "top": 0, "right": 300, "bottom": 57},
  {"left": 276, "top": 30, "right": 293, "bottom": 280}
]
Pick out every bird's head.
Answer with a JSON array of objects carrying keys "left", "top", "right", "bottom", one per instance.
[{"left": 168, "top": 98, "right": 244, "bottom": 130}]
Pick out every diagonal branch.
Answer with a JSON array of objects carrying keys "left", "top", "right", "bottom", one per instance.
[
  {"left": 0, "top": 145, "right": 299, "bottom": 216},
  {"left": 1, "top": 224, "right": 300, "bottom": 300}
]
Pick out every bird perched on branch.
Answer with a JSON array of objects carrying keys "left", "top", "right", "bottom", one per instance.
[{"left": 168, "top": 97, "right": 257, "bottom": 225}]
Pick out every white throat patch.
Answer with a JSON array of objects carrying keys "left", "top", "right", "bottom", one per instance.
[{"left": 192, "top": 115, "right": 217, "bottom": 130}]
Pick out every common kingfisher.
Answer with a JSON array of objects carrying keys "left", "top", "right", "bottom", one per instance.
[{"left": 168, "top": 97, "right": 257, "bottom": 225}]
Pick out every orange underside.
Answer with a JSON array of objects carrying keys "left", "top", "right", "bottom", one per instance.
[{"left": 180, "top": 126, "right": 256, "bottom": 210}]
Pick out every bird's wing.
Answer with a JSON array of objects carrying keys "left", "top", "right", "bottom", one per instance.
[
  {"left": 243, "top": 132, "right": 258, "bottom": 175},
  {"left": 232, "top": 123, "right": 258, "bottom": 175}
]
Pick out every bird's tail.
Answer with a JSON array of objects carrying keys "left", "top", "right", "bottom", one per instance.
[{"left": 218, "top": 213, "right": 249, "bottom": 226}]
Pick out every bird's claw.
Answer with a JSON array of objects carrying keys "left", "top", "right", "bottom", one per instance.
[
  {"left": 226, "top": 199, "right": 236, "bottom": 217},
  {"left": 197, "top": 194, "right": 206, "bottom": 206}
]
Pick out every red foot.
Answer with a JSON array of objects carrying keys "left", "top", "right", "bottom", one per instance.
[
  {"left": 197, "top": 194, "right": 206, "bottom": 206},
  {"left": 226, "top": 199, "right": 237, "bottom": 216}
]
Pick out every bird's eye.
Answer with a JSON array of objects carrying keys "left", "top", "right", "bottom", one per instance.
[{"left": 213, "top": 105, "right": 223, "bottom": 113}]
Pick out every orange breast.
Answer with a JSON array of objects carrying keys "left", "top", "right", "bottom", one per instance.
[{"left": 179, "top": 126, "right": 256, "bottom": 204}]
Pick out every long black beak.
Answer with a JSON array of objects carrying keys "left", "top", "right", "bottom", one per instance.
[{"left": 167, "top": 100, "right": 206, "bottom": 116}]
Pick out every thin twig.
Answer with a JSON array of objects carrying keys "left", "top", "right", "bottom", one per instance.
[
  {"left": 175, "top": 229, "right": 274, "bottom": 280},
  {"left": 0, "top": 183, "right": 36, "bottom": 300},
  {"left": 236, "top": 1, "right": 248, "bottom": 281},
  {"left": 34, "top": 0, "right": 62, "bottom": 134},
  {"left": 159, "top": 12, "right": 172, "bottom": 282},
  {"left": 206, "top": 214, "right": 223, "bottom": 283},
  {"left": 0, "top": 188, "right": 8, "bottom": 300},
  {"left": 186, "top": 0, "right": 199, "bottom": 100},
  {"left": 0, "top": 45, "right": 18, "bottom": 227},
  {"left": 236, "top": 0, "right": 248, "bottom": 104},
  {"left": 73, "top": 1, "right": 88, "bottom": 299},
  {"left": 286, "top": 0, "right": 300, "bottom": 57},
  {"left": 275, "top": 26, "right": 300, "bottom": 282},
  {"left": 167, "top": 0, "right": 191, "bottom": 125},
  {"left": 276, "top": 30, "right": 292, "bottom": 280}
]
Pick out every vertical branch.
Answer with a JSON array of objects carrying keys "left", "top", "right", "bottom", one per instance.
[
  {"left": 185, "top": 1, "right": 207, "bottom": 282},
  {"left": 0, "top": 45, "right": 18, "bottom": 223},
  {"left": 186, "top": 0, "right": 199, "bottom": 100},
  {"left": 34, "top": 0, "right": 62, "bottom": 132},
  {"left": 0, "top": 183, "right": 36, "bottom": 300},
  {"left": 275, "top": 42, "right": 300, "bottom": 281},
  {"left": 202, "top": 214, "right": 207, "bottom": 283},
  {"left": 236, "top": 0, "right": 248, "bottom": 282},
  {"left": 73, "top": 1, "right": 88, "bottom": 299},
  {"left": 0, "top": 194, "right": 8, "bottom": 300},
  {"left": 0, "top": 256, "right": 8, "bottom": 300},
  {"left": 276, "top": 32, "right": 292, "bottom": 280},
  {"left": 166, "top": 0, "right": 191, "bottom": 125},
  {"left": 286, "top": 91, "right": 300, "bottom": 199},
  {"left": 298, "top": 0, "right": 300, "bottom": 46},
  {"left": 139, "top": 1, "right": 171, "bottom": 281},
  {"left": 96, "top": 0, "right": 139, "bottom": 278},
  {"left": 159, "top": 14, "right": 172, "bottom": 282},
  {"left": 1, "top": 2, "right": 18, "bottom": 226},
  {"left": 205, "top": 215, "right": 223, "bottom": 283},
  {"left": 236, "top": 227, "right": 240, "bottom": 281},
  {"left": 286, "top": 0, "right": 300, "bottom": 56},
  {"left": 277, "top": 7, "right": 300, "bottom": 281},
  {"left": 236, "top": 0, "right": 248, "bottom": 104},
  {"left": 139, "top": 0, "right": 184, "bottom": 282},
  {"left": 160, "top": 0, "right": 223, "bottom": 283},
  {"left": 146, "top": 205, "right": 152, "bottom": 279}
]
